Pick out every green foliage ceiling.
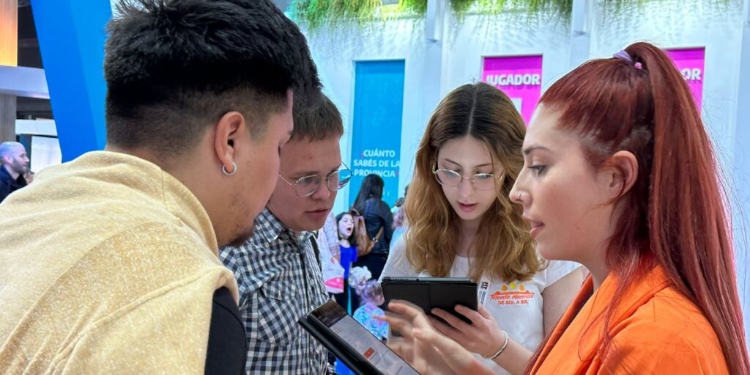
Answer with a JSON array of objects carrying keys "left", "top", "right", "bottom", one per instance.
[
  {"left": 289, "top": 0, "right": 428, "bottom": 29},
  {"left": 289, "top": 0, "right": 573, "bottom": 29},
  {"left": 448, "top": 0, "right": 572, "bottom": 18},
  {"left": 289, "top": 0, "right": 736, "bottom": 30}
]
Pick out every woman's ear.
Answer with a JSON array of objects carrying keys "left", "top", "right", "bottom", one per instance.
[{"left": 605, "top": 150, "right": 639, "bottom": 199}]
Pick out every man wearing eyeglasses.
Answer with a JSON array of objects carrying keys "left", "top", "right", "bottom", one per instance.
[{"left": 220, "top": 94, "right": 348, "bottom": 374}]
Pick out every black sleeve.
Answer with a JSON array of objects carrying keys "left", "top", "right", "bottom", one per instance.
[
  {"left": 381, "top": 201, "right": 393, "bottom": 244},
  {"left": 309, "top": 236, "right": 322, "bottom": 271},
  {"left": 205, "top": 287, "right": 247, "bottom": 375},
  {"left": 0, "top": 181, "right": 11, "bottom": 203}
]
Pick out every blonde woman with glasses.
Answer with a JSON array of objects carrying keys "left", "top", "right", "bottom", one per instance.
[{"left": 380, "top": 82, "right": 584, "bottom": 375}]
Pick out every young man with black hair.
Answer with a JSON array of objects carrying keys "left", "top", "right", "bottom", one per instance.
[
  {"left": 0, "top": 0, "right": 320, "bottom": 373},
  {"left": 221, "top": 94, "right": 347, "bottom": 374}
]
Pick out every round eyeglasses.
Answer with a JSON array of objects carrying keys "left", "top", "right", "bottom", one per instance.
[
  {"left": 433, "top": 168, "right": 496, "bottom": 190},
  {"left": 279, "top": 163, "right": 353, "bottom": 198}
]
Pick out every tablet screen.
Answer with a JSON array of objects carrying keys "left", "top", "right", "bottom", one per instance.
[
  {"left": 381, "top": 277, "right": 478, "bottom": 324},
  {"left": 311, "top": 301, "right": 418, "bottom": 375}
]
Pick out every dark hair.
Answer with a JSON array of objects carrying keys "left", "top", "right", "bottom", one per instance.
[
  {"left": 335, "top": 210, "right": 357, "bottom": 246},
  {"left": 291, "top": 94, "right": 343, "bottom": 142},
  {"left": 525, "top": 42, "right": 749, "bottom": 374},
  {"left": 405, "top": 82, "right": 539, "bottom": 282},
  {"left": 354, "top": 280, "right": 383, "bottom": 305},
  {"left": 353, "top": 174, "right": 384, "bottom": 213},
  {"left": 104, "top": 0, "right": 321, "bottom": 157}
]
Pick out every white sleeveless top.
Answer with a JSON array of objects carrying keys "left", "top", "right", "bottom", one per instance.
[{"left": 380, "top": 236, "right": 581, "bottom": 375}]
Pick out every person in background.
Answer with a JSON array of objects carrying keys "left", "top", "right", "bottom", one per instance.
[
  {"left": 335, "top": 266, "right": 388, "bottom": 375},
  {"left": 0, "top": 141, "right": 30, "bottom": 203},
  {"left": 0, "top": 0, "right": 321, "bottom": 373},
  {"left": 382, "top": 42, "right": 749, "bottom": 375},
  {"left": 352, "top": 278, "right": 389, "bottom": 341},
  {"left": 220, "top": 94, "right": 348, "bottom": 374},
  {"left": 391, "top": 198, "right": 404, "bottom": 214},
  {"left": 352, "top": 174, "right": 393, "bottom": 280},
  {"left": 23, "top": 170, "right": 34, "bottom": 184},
  {"left": 318, "top": 211, "right": 341, "bottom": 259},
  {"left": 317, "top": 211, "right": 346, "bottom": 297},
  {"left": 334, "top": 210, "right": 360, "bottom": 312},
  {"left": 380, "top": 82, "right": 583, "bottom": 375},
  {"left": 390, "top": 184, "right": 409, "bottom": 247},
  {"left": 390, "top": 206, "right": 406, "bottom": 248}
]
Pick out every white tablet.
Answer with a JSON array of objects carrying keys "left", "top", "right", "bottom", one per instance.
[{"left": 299, "top": 300, "right": 418, "bottom": 375}]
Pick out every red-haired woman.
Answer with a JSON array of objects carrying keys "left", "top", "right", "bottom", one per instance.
[{"left": 381, "top": 41, "right": 750, "bottom": 374}]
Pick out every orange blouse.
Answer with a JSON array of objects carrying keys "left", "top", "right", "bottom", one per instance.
[{"left": 529, "top": 266, "right": 729, "bottom": 374}]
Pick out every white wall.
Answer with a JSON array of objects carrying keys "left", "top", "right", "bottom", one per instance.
[
  {"left": 591, "top": 0, "right": 744, "bottom": 169},
  {"left": 441, "top": 11, "right": 571, "bottom": 94},
  {"left": 733, "top": 0, "right": 750, "bottom": 349}
]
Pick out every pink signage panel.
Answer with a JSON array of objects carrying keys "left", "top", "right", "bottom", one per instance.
[
  {"left": 666, "top": 48, "right": 705, "bottom": 110},
  {"left": 482, "top": 55, "right": 543, "bottom": 125}
]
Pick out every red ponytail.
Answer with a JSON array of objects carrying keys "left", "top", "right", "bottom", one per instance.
[{"left": 528, "top": 42, "right": 749, "bottom": 374}]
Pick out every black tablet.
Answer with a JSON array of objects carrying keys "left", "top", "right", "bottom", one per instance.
[
  {"left": 381, "top": 277, "right": 478, "bottom": 324},
  {"left": 298, "top": 300, "right": 418, "bottom": 375}
]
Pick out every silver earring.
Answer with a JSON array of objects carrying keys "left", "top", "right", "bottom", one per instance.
[{"left": 222, "top": 161, "right": 237, "bottom": 176}]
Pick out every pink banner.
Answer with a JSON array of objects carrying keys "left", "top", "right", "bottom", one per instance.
[
  {"left": 666, "top": 48, "right": 705, "bottom": 110},
  {"left": 482, "top": 55, "right": 543, "bottom": 125}
]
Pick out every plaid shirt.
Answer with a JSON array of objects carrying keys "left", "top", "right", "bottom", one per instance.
[{"left": 220, "top": 208, "right": 329, "bottom": 374}]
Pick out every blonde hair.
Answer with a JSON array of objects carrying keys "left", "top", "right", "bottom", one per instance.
[{"left": 405, "top": 83, "right": 543, "bottom": 282}]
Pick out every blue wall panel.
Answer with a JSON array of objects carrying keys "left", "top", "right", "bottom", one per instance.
[
  {"left": 31, "top": 0, "right": 111, "bottom": 161},
  {"left": 349, "top": 60, "right": 405, "bottom": 208}
]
